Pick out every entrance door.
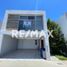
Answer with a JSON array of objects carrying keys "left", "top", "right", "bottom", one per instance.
[
  {"left": 41, "top": 40, "right": 44, "bottom": 49},
  {"left": 40, "top": 40, "right": 44, "bottom": 58}
]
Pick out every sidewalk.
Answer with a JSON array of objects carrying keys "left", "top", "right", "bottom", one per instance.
[
  {"left": 62, "top": 61, "right": 67, "bottom": 65},
  {"left": 0, "top": 59, "right": 67, "bottom": 67},
  {"left": 51, "top": 56, "right": 67, "bottom": 65},
  {"left": 50, "top": 56, "right": 60, "bottom": 61}
]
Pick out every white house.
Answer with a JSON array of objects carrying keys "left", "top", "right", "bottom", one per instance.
[
  {"left": 57, "top": 13, "right": 67, "bottom": 41},
  {"left": 0, "top": 10, "right": 50, "bottom": 60},
  {"left": 0, "top": 22, "right": 2, "bottom": 29}
]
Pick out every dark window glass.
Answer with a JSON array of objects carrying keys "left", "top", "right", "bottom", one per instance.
[
  {"left": 41, "top": 40, "right": 44, "bottom": 48},
  {"left": 20, "top": 16, "right": 27, "bottom": 19},
  {"left": 36, "top": 16, "right": 42, "bottom": 20},
  {"left": 35, "top": 40, "right": 37, "bottom": 45},
  {"left": 18, "top": 20, "right": 23, "bottom": 30},
  {"left": 28, "top": 16, "right": 35, "bottom": 20},
  {"left": 18, "top": 20, "right": 32, "bottom": 30}
]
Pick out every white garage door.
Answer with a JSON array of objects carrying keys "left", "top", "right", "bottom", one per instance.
[{"left": 18, "top": 39, "right": 38, "bottom": 49}]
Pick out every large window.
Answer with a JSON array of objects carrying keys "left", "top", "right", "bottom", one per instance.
[
  {"left": 7, "top": 15, "right": 43, "bottom": 30},
  {"left": 35, "top": 16, "right": 43, "bottom": 30},
  {"left": 28, "top": 16, "right": 35, "bottom": 20},
  {"left": 18, "top": 20, "right": 32, "bottom": 30},
  {"left": 20, "top": 16, "right": 27, "bottom": 19},
  {"left": 23, "top": 21, "right": 31, "bottom": 27},
  {"left": 18, "top": 15, "right": 43, "bottom": 30},
  {"left": 18, "top": 20, "right": 23, "bottom": 30}
]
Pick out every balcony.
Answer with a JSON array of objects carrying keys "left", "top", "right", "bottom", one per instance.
[{"left": 6, "top": 15, "right": 43, "bottom": 31}]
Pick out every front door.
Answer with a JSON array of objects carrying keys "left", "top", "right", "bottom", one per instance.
[
  {"left": 40, "top": 40, "right": 44, "bottom": 58},
  {"left": 41, "top": 40, "right": 44, "bottom": 49}
]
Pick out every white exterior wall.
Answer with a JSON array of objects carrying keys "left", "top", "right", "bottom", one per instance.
[
  {"left": 43, "top": 12, "right": 50, "bottom": 60},
  {"left": 0, "top": 35, "right": 18, "bottom": 56},
  {"left": 0, "top": 10, "right": 50, "bottom": 60},
  {"left": 0, "top": 35, "right": 3, "bottom": 56},
  {"left": 57, "top": 14, "right": 67, "bottom": 41},
  {"left": 18, "top": 39, "right": 39, "bottom": 49}
]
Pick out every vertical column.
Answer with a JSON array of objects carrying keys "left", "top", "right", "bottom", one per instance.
[
  {"left": 44, "top": 34, "right": 50, "bottom": 60},
  {"left": 43, "top": 11, "right": 51, "bottom": 60},
  {"left": 0, "top": 11, "right": 8, "bottom": 56},
  {"left": 1, "top": 11, "right": 8, "bottom": 31}
]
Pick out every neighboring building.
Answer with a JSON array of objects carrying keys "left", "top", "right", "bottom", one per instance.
[
  {"left": 0, "top": 10, "right": 50, "bottom": 60},
  {"left": 57, "top": 13, "right": 67, "bottom": 41},
  {"left": 0, "top": 22, "right": 2, "bottom": 29}
]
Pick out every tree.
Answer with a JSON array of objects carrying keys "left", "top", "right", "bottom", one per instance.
[{"left": 47, "top": 19, "right": 67, "bottom": 56}]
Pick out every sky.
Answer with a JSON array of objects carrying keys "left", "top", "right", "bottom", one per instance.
[{"left": 0, "top": 0, "right": 67, "bottom": 22}]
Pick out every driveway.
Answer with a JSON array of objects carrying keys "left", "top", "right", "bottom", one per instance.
[
  {"left": 1, "top": 49, "right": 41, "bottom": 59},
  {"left": 62, "top": 61, "right": 67, "bottom": 65}
]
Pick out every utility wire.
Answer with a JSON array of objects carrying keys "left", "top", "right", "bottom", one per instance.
[{"left": 35, "top": 0, "right": 39, "bottom": 30}]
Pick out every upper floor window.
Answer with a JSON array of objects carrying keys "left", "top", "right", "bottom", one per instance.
[
  {"left": 20, "top": 16, "right": 35, "bottom": 20},
  {"left": 20, "top": 16, "right": 27, "bottom": 19},
  {"left": 8, "top": 15, "right": 19, "bottom": 20},
  {"left": 23, "top": 21, "right": 31, "bottom": 28},
  {"left": 36, "top": 16, "right": 43, "bottom": 21},
  {"left": 28, "top": 16, "right": 35, "bottom": 20},
  {"left": 18, "top": 20, "right": 32, "bottom": 30}
]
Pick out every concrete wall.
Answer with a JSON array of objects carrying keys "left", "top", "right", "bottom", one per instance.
[
  {"left": 0, "top": 35, "right": 18, "bottom": 55},
  {"left": 18, "top": 39, "right": 39, "bottom": 49}
]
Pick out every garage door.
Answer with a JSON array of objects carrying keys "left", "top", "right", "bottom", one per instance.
[{"left": 18, "top": 39, "right": 38, "bottom": 49}]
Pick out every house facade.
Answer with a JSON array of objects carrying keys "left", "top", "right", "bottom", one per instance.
[{"left": 0, "top": 10, "right": 50, "bottom": 60}]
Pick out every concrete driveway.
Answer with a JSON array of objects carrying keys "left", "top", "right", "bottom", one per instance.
[
  {"left": 0, "top": 59, "right": 67, "bottom": 67},
  {"left": 1, "top": 49, "right": 41, "bottom": 59},
  {"left": 63, "top": 61, "right": 67, "bottom": 65}
]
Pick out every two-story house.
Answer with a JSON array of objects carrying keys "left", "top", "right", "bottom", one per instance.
[{"left": 0, "top": 10, "right": 50, "bottom": 60}]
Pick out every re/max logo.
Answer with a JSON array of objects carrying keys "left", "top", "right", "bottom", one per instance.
[{"left": 11, "top": 30, "right": 53, "bottom": 39}]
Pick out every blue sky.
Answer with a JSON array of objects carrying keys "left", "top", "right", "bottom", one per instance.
[{"left": 0, "top": 0, "right": 67, "bottom": 22}]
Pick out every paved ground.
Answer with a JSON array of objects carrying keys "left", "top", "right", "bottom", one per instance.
[
  {"left": 62, "top": 61, "right": 67, "bottom": 65},
  {"left": 50, "top": 56, "right": 60, "bottom": 61},
  {"left": 1, "top": 49, "right": 41, "bottom": 59},
  {"left": 0, "top": 49, "right": 67, "bottom": 67},
  {"left": 0, "top": 59, "right": 67, "bottom": 67},
  {"left": 51, "top": 56, "right": 67, "bottom": 65}
]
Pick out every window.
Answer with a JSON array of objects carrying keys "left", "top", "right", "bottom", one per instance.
[
  {"left": 18, "top": 21, "right": 23, "bottom": 30},
  {"left": 18, "top": 20, "right": 32, "bottom": 30},
  {"left": 36, "top": 16, "right": 42, "bottom": 21},
  {"left": 28, "top": 16, "right": 35, "bottom": 20},
  {"left": 23, "top": 21, "right": 31, "bottom": 27},
  {"left": 35, "top": 40, "right": 37, "bottom": 45},
  {"left": 35, "top": 20, "right": 43, "bottom": 30},
  {"left": 8, "top": 15, "right": 19, "bottom": 20},
  {"left": 20, "top": 16, "right": 27, "bottom": 19}
]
